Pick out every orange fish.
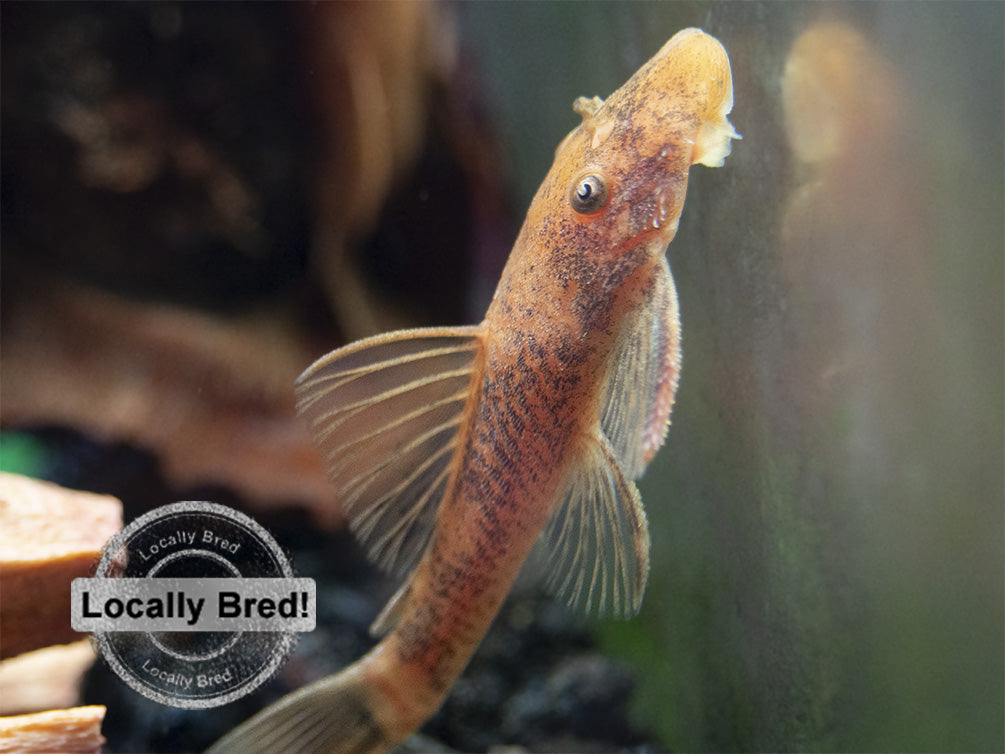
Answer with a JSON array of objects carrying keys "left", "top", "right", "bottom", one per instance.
[{"left": 210, "top": 27, "right": 737, "bottom": 754}]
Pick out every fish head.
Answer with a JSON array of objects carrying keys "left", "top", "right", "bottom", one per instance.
[{"left": 546, "top": 28, "right": 738, "bottom": 272}]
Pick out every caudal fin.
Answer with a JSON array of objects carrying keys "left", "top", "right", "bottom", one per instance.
[{"left": 206, "top": 663, "right": 389, "bottom": 754}]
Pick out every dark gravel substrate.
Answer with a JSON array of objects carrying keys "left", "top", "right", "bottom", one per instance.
[{"left": 60, "top": 445, "right": 663, "bottom": 753}]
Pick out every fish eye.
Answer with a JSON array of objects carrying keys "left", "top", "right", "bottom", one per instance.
[{"left": 569, "top": 172, "right": 610, "bottom": 215}]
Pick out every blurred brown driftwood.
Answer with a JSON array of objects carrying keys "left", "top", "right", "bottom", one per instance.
[{"left": 1, "top": 276, "right": 335, "bottom": 517}]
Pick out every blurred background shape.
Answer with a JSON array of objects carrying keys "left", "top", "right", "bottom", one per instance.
[{"left": 1, "top": 1, "right": 509, "bottom": 523}]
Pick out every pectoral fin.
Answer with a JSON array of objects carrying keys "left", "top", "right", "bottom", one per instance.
[
  {"left": 296, "top": 326, "right": 484, "bottom": 577},
  {"left": 600, "top": 256, "right": 681, "bottom": 479},
  {"left": 535, "top": 431, "right": 650, "bottom": 618}
]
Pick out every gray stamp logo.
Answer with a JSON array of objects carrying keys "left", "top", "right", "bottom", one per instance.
[{"left": 72, "top": 501, "right": 315, "bottom": 709}]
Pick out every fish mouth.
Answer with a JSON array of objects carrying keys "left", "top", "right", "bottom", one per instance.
[{"left": 655, "top": 28, "right": 740, "bottom": 168}]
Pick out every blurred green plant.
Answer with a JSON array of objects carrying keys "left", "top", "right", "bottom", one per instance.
[{"left": 0, "top": 432, "right": 49, "bottom": 478}]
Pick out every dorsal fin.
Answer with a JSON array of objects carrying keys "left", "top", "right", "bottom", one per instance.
[{"left": 296, "top": 326, "right": 484, "bottom": 578}]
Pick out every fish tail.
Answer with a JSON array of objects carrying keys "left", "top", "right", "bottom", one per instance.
[{"left": 206, "top": 658, "right": 400, "bottom": 754}]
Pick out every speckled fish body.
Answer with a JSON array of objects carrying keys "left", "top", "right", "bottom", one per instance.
[{"left": 209, "top": 27, "right": 737, "bottom": 754}]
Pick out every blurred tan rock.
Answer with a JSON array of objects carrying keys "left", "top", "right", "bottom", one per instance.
[
  {"left": 0, "top": 473, "right": 121, "bottom": 659},
  {"left": 0, "top": 706, "right": 105, "bottom": 754},
  {"left": 0, "top": 643, "right": 97, "bottom": 716}
]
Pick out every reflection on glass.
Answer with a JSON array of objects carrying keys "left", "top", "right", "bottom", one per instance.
[{"left": 780, "top": 21, "right": 933, "bottom": 474}]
